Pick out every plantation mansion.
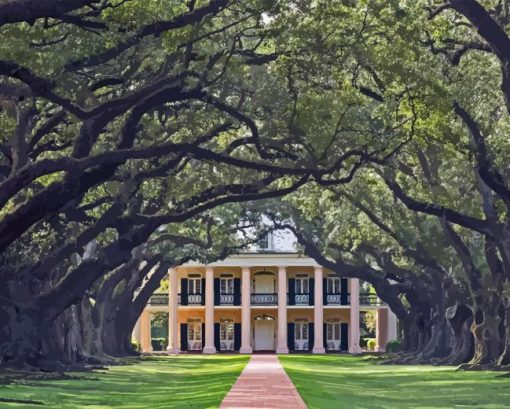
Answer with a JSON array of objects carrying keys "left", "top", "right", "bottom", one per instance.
[{"left": 133, "top": 235, "right": 397, "bottom": 354}]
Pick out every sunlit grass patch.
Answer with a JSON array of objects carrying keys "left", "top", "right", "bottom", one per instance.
[{"left": 279, "top": 354, "right": 510, "bottom": 409}]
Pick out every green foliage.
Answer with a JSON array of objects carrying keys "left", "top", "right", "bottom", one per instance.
[
  {"left": 151, "top": 312, "right": 168, "bottom": 340},
  {"left": 151, "top": 337, "right": 168, "bottom": 352},
  {"left": 386, "top": 340, "right": 402, "bottom": 353},
  {"left": 367, "top": 338, "right": 377, "bottom": 351},
  {"left": 131, "top": 338, "right": 141, "bottom": 352}
]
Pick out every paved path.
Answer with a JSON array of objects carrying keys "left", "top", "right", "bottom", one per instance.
[{"left": 220, "top": 355, "right": 307, "bottom": 409}]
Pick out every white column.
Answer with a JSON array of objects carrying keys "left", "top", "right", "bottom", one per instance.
[
  {"left": 167, "top": 267, "right": 180, "bottom": 354},
  {"left": 387, "top": 309, "right": 398, "bottom": 341},
  {"left": 349, "top": 278, "right": 362, "bottom": 353},
  {"left": 313, "top": 266, "right": 326, "bottom": 353},
  {"left": 133, "top": 316, "right": 141, "bottom": 344},
  {"left": 240, "top": 267, "right": 253, "bottom": 353},
  {"left": 140, "top": 309, "right": 152, "bottom": 353},
  {"left": 375, "top": 308, "right": 387, "bottom": 352},
  {"left": 203, "top": 267, "right": 216, "bottom": 354},
  {"left": 276, "top": 266, "right": 289, "bottom": 354}
]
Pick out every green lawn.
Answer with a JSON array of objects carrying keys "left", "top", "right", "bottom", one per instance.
[
  {"left": 0, "top": 355, "right": 249, "bottom": 408},
  {"left": 279, "top": 354, "right": 510, "bottom": 409}
]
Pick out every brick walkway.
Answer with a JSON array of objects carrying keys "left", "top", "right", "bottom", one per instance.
[{"left": 219, "top": 355, "right": 307, "bottom": 409}]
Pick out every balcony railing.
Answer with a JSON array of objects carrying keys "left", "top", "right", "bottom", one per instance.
[
  {"left": 359, "top": 293, "right": 386, "bottom": 306},
  {"left": 251, "top": 293, "right": 277, "bottom": 305},
  {"left": 187, "top": 293, "right": 202, "bottom": 304},
  {"left": 326, "top": 293, "right": 350, "bottom": 305},
  {"left": 219, "top": 294, "right": 234, "bottom": 305},
  {"left": 148, "top": 293, "right": 168, "bottom": 305},
  {"left": 295, "top": 293, "right": 310, "bottom": 305},
  {"left": 149, "top": 291, "right": 381, "bottom": 307}
]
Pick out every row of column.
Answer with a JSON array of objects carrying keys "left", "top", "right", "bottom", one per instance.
[{"left": 150, "top": 266, "right": 364, "bottom": 354}]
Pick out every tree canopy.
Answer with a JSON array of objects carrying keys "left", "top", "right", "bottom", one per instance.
[{"left": 1, "top": 0, "right": 510, "bottom": 371}]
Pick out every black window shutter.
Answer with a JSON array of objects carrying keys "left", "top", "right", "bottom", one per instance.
[
  {"left": 288, "top": 278, "right": 295, "bottom": 305},
  {"left": 341, "top": 278, "right": 348, "bottom": 305},
  {"left": 323, "top": 277, "right": 328, "bottom": 306},
  {"left": 233, "top": 279, "right": 241, "bottom": 305},
  {"left": 308, "top": 323, "right": 314, "bottom": 351},
  {"left": 234, "top": 323, "right": 241, "bottom": 350},
  {"left": 201, "top": 323, "right": 205, "bottom": 349},
  {"left": 181, "top": 278, "right": 188, "bottom": 305},
  {"left": 214, "top": 278, "right": 220, "bottom": 305},
  {"left": 341, "top": 323, "right": 349, "bottom": 351},
  {"left": 201, "top": 279, "right": 206, "bottom": 305},
  {"left": 287, "top": 323, "right": 295, "bottom": 351},
  {"left": 214, "top": 323, "right": 221, "bottom": 351},
  {"left": 323, "top": 323, "right": 327, "bottom": 352},
  {"left": 180, "top": 323, "right": 188, "bottom": 351},
  {"left": 309, "top": 278, "right": 315, "bottom": 306}
]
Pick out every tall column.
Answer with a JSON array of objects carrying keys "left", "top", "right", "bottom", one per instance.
[
  {"left": 203, "top": 267, "right": 216, "bottom": 354},
  {"left": 240, "top": 267, "right": 253, "bottom": 353},
  {"left": 387, "top": 309, "right": 398, "bottom": 341},
  {"left": 349, "top": 278, "right": 362, "bottom": 353},
  {"left": 276, "top": 266, "right": 289, "bottom": 354},
  {"left": 140, "top": 309, "right": 152, "bottom": 353},
  {"left": 313, "top": 266, "right": 326, "bottom": 353},
  {"left": 375, "top": 308, "right": 388, "bottom": 352},
  {"left": 133, "top": 316, "right": 141, "bottom": 344},
  {"left": 167, "top": 267, "right": 180, "bottom": 354}
]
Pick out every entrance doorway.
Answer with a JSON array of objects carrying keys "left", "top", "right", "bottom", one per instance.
[{"left": 253, "top": 315, "right": 275, "bottom": 351}]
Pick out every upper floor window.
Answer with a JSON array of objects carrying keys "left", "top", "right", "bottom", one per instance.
[
  {"left": 188, "top": 273, "right": 202, "bottom": 294},
  {"left": 327, "top": 276, "right": 340, "bottom": 294},
  {"left": 256, "top": 232, "right": 273, "bottom": 251},
  {"left": 220, "top": 274, "right": 234, "bottom": 294},
  {"left": 296, "top": 273, "right": 309, "bottom": 294}
]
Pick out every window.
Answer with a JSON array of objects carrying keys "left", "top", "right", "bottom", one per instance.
[
  {"left": 327, "top": 277, "right": 340, "bottom": 294},
  {"left": 295, "top": 320, "right": 308, "bottom": 340},
  {"left": 220, "top": 320, "right": 234, "bottom": 341},
  {"left": 188, "top": 274, "right": 201, "bottom": 294},
  {"left": 220, "top": 277, "right": 234, "bottom": 294},
  {"left": 187, "top": 319, "right": 202, "bottom": 342},
  {"left": 295, "top": 274, "right": 309, "bottom": 294},
  {"left": 257, "top": 234, "right": 269, "bottom": 249},
  {"left": 326, "top": 321, "right": 340, "bottom": 341}
]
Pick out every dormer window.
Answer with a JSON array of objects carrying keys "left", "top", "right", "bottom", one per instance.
[{"left": 257, "top": 232, "right": 273, "bottom": 251}]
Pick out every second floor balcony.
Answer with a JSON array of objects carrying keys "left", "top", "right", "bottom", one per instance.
[
  {"left": 219, "top": 293, "right": 234, "bottom": 305},
  {"left": 251, "top": 293, "right": 278, "bottom": 305},
  {"left": 325, "top": 293, "right": 350, "bottom": 305},
  {"left": 148, "top": 293, "right": 168, "bottom": 305},
  {"left": 359, "top": 293, "right": 386, "bottom": 307},
  {"left": 147, "top": 290, "right": 382, "bottom": 308}
]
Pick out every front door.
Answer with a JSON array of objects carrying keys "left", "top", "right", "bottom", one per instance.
[{"left": 254, "top": 320, "right": 275, "bottom": 351}]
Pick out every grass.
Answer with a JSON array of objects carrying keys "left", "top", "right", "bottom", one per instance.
[
  {"left": 279, "top": 354, "right": 510, "bottom": 409},
  {"left": 0, "top": 355, "right": 249, "bottom": 408}
]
